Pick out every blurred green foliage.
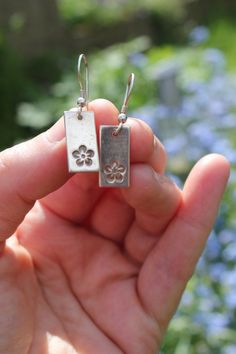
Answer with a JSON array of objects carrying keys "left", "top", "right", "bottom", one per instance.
[
  {"left": 58, "top": 0, "right": 188, "bottom": 25},
  {"left": 16, "top": 37, "right": 158, "bottom": 131},
  {"left": 206, "top": 20, "right": 236, "bottom": 71},
  {"left": 0, "top": 37, "right": 26, "bottom": 147}
]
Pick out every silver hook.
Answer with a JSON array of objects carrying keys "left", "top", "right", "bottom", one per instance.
[
  {"left": 113, "top": 73, "right": 135, "bottom": 136},
  {"left": 121, "top": 72, "right": 135, "bottom": 114},
  {"left": 77, "top": 54, "right": 89, "bottom": 118}
]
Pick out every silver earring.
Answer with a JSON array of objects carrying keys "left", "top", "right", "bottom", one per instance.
[
  {"left": 64, "top": 54, "right": 99, "bottom": 173},
  {"left": 99, "top": 73, "right": 135, "bottom": 188}
]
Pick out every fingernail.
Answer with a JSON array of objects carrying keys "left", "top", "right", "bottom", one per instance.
[{"left": 46, "top": 118, "right": 65, "bottom": 143}]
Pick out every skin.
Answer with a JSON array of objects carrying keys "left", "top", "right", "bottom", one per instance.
[{"left": 0, "top": 99, "right": 230, "bottom": 354}]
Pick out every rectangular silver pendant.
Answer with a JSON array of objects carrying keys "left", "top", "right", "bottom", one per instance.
[
  {"left": 99, "top": 125, "right": 130, "bottom": 188},
  {"left": 64, "top": 110, "right": 99, "bottom": 172}
]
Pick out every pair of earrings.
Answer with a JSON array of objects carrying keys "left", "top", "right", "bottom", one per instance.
[{"left": 64, "top": 54, "right": 134, "bottom": 188}]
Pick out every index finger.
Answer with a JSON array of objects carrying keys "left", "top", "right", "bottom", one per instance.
[{"left": 0, "top": 120, "right": 68, "bottom": 240}]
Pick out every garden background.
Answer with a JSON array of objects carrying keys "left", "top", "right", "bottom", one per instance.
[{"left": 1, "top": 0, "right": 236, "bottom": 352}]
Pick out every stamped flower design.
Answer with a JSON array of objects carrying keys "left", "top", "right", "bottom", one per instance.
[
  {"left": 72, "top": 145, "right": 94, "bottom": 166},
  {"left": 103, "top": 161, "right": 126, "bottom": 184}
]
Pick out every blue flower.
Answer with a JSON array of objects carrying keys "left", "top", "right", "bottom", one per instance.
[
  {"left": 203, "top": 48, "right": 226, "bottom": 72},
  {"left": 208, "top": 263, "right": 227, "bottom": 281},
  {"left": 225, "top": 292, "right": 236, "bottom": 309},
  {"left": 223, "top": 244, "right": 236, "bottom": 262},
  {"left": 221, "top": 269, "right": 236, "bottom": 287},
  {"left": 128, "top": 52, "right": 147, "bottom": 68},
  {"left": 219, "top": 230, "right": 236, "bottom": 244},
  {"left": 206, "top": 314, "right": 230, "bottom": 336},
  {"left": 189, "top": 26, "right": 210, "bottom": 45},
  {"left": 223, "top": 345, "right": 236, "bottom": 354}
]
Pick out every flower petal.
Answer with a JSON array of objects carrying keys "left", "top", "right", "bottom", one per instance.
[
  {"left": 104, "top": 165, "right": 112, "bottom": 174},
  {"left": 87, "top": 149, "right": 95, "bottom": 158},
  {"left": 106, "top": 173, "right": 115, "bottom": 183},
  {"left": 111, "top": 161, "right": 118, "bottom": 172},
  {"left": 117, "top": 165, "right": 126, "bottom": 174},
  {"left": 79, "top": 145, "right": 87, "bottom": 154},
  {"left": 76, "top": 158, "right": 84, "bottom": 166},
  {"left": 115, "top": 172, "right": 125, "bottom": 183},
  {"left": 85, "top": 158, "right": 93, "bottom": 166},
  {"left": 72, "top": 150, "right": 80, "bottom": 158}
]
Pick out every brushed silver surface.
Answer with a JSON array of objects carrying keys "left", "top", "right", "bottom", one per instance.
[
  {"left": 64, "top": 110, "right": 99, "bottom": 172},
  {"left": 99, "top": 125, "right": 130, "bottom": 188}
]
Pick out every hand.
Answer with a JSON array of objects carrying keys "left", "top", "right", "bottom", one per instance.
[{"left": 0, "top": 100, "right": 229, "bottom": 354}]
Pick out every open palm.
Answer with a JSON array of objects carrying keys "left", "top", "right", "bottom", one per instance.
[{"left": 0, "top": 100, "right": 229, "bottom": 354}]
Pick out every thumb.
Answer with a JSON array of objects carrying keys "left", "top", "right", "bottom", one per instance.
[{"left": 0, "top": 118, "right": 68, "bottom": 242}]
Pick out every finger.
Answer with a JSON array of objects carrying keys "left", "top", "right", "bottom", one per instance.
[
  {"left": 42, "top": 99, "right": 166, "bottom": 224},
  {"left": 88, "top": 190, "right": 135, "bottom": 243},
  {"left": 89, "top": 162, "right": 179, "bottom": 245},
  {"left": 122, "top": 164, "right": 182, "bottom": 263},
  {"left": 127, "top": 119, "right": 166, "bottom": 174},
  {"left": 90, "top": 99, "right": 166, "bottom": 173},
  {"left": 138, "top": 154, "right": 230, "bottom": 332},
  {"left": 0, "top": 119, "right": 68, "bottom": 240}
]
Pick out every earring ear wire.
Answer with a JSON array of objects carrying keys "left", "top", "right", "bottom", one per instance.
[
  {"left": 114, "top": 73, "right": 135, "bottom": 136},
  {"left": 77, "top": 53, "right": 89, "bottom": 118}
]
